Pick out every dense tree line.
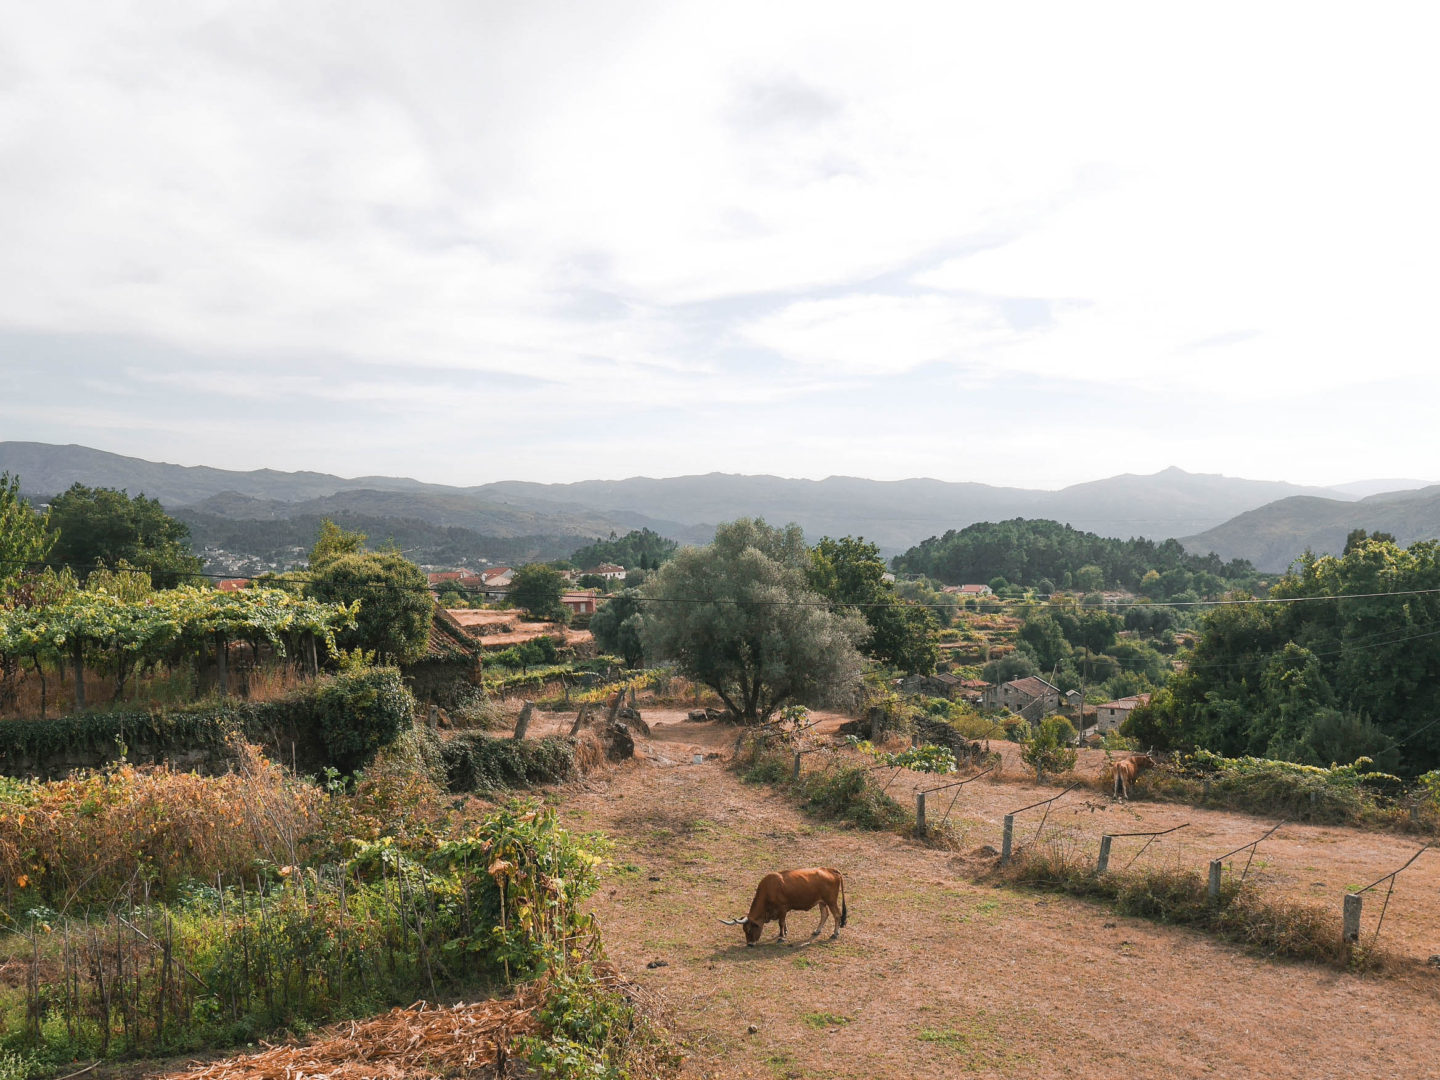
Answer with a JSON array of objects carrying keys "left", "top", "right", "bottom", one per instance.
[
  {"left": 568, "top": 528, "right": 678, "bottom": 572},
  {"left": 892, "top": 518, "right": 1256, "bottom": 599},
  {"left": 47, "top": 484, "right": 203, "bottom": 588},
  {"left": 1129, "top": 531, "right": 1440, "bottom": 774},
  {"left": 986, "top": 600, "right": 1172, "bottom": 702}
]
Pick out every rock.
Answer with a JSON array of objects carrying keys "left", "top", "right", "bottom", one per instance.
[
  {"left": 747, "top": 1024, "right": 759, "bottom": 1035},
  {"left": 646, "top": 959, "right": 669, "bottom": 969},
  {"left": 687, "top": 709, "right": 709, "bottom": 722},
  {"left": 977, "top": 845, "right": 999, "bottom": 857},
  {"left": 617, "top": 707, "right": 651, "bottom": 736},
  {"left": 1103, "top": 922, "right": 1117, "bottom": 929},
  {"left": 605, "top": 722, "right": 635, "bottom": 761},
  {"left": 1429, "top": 955, "right": 1440, "bottom": 968}
]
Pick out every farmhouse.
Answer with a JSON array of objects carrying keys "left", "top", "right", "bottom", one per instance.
[
  {"left": 400, "top": 604, "right": 484, "bottom": 706},
  {"left": 561, "top": 589, "right": 601, "bottom": 616},
  {"left": 942, "top": 583, "right": 993, "bottom": 597},
  {"left": 984, "top": 675, "right": 1061, "bottom": 720},
  {"left": 896, "top": 671, "right": 964, "bottom": 698},
  {"left": 584, "top": 563, "right": 627, "bottom": 581},
  {"left": 1094, "top": 693, "right": 1151, "bottom": 733}
]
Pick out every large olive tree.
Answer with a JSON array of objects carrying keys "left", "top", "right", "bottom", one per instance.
[{"left": 641, "top": 519, "right": 866, "bottom": 722}]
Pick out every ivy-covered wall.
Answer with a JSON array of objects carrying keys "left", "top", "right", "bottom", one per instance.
[{"left": 0, "top": 667, "right": 415, "bottom": 778}]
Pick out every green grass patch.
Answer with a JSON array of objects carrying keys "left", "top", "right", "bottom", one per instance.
[{"left": 802, "top": 1012, "right": 852, "bottom": 1028}]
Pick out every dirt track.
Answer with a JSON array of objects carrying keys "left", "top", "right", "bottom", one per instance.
[{"left": 548, "top": 708, "right": 1440, "bottom": 1080}]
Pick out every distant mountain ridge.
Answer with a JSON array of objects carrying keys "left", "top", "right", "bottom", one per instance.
[
  {"left": 4, "top": 441, "right": 1434, "bottom": 566},
  {"left": 466, "top": 467, "right": 1345, "bottom": 551},
  {"left": 1182, "top": 485, "right": 1440, "bottom": 570}
]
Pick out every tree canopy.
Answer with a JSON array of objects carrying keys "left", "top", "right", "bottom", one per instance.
[
  {"left": 807, "top": 535, "right": 938, "bottom": 673},
  {"left": 1, "top": 472, "right": 56, "bottom": 597},
  {"left": 640, "top": 519, "right": 866, "bottom": 722},
  {"left": 1131, "top": 533, "right": 1440, "bottom": 773},
  {"left": 569, "top": 528, "right": 678, "bottom": 572},
  {"left": 306, "top": 550, "right": 432, "bottom": 664},
  {"left": 508, "top": 563, "right": 569, "bottom": 622},
  {"left": 589, "top": 589, "right": 645, "bottom": 667},
  {"left": 45, "top": 484, "right": 202, "bottom": 589},
  {"left": 892, "top": 518, "right": 1256, "bottom": 599}
]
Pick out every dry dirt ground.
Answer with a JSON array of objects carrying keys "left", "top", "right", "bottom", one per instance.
[{"left": 541, "top": 707, "right": 1440, "bottom": 1080}]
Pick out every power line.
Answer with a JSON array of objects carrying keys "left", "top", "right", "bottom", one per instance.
[{"left": 10, "top": 556, "right": 1440, "bottom": 612}]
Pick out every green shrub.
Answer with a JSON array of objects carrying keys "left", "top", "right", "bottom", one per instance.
[
  {"left": 1020, "top": 715, "right": 1078, "bottom": 781},
  {"left": 309, "top": 666, "right": 416, "bottom": 773},
  {"left": 741, "top": 753, "right": 791, "bottom": 786},
  {"left": 0, "top": 803, "right": 608, "bottom": 1060},
  {"left": 1179, "top": 750, "right": 1413, "bottom": 824},
  {"left": 798, "top": 764, "right": 909, "bottom": 832},
  {"left": 441, "top": 734, "right": 576, "bottom": 793}
]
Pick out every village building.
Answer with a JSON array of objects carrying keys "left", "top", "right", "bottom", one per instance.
[
  {"left": 1094, "top": 693, "right": 1152, "bottom": 733},
  {"left": 400, "top": 604, "right": 484, "bottom": 707},
  {"left": 583, "top": 563, "right": 627, "bottom": 581},
  {"left": 983, "top": 675, "right": 1062, "bottom": 720},
  {"left": 560, "top": 589, "right": 601, "bottom": 616}
]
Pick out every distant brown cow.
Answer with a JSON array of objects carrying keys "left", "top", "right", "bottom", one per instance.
[
  {"left": 720, "top": 867, "right": 847, "bottom": 946},
  {"left": 1112, "top": 754, "right": 1157, "bottom": 800}
]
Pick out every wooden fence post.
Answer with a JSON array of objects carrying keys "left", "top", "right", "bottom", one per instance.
[
  {"left": 1001, "top": 815, "right": 1014, "bottom": 865},
  {"left": 568, "top": 704, "right": 590, "bottom": 737},
  {"left": 1096, "top": 835, "right": 1112, "bottom": 874},
  {"left": 916, "top": 792, "right": 927, "bottom": 838},
  {"left": 1342, "top": 893, "right": 1363, "bottom": 943},
  {"left": 512, "top": 700, "right": 534, "bottom": 741},
  {"left": 792, "top": 752, "right": 802, "bottom": 782},
  {"left": 1208, "top": 860, "right": 1223, "bottom": 903}
]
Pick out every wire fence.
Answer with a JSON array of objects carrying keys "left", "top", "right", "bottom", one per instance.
[{"left": 788, "top": 736, "right": 1440, "bottom": 957}]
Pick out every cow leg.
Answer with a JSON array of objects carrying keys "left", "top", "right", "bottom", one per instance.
[
  {"left": 777, "top": 912, "right": 788, "bottom": 942},
  {"left": 812, "top": 906, "right": 829, "bottom": 937},
  {"left": 826, "top": 899, "right": 842, "bottom": 938}
]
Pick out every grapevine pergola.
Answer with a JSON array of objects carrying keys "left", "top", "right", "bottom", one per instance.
[{"left": 0, "top": 586, "right": 358, "bottom": 710}]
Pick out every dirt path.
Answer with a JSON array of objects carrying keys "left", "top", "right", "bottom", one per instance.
[{"left": 552, "top": 711, "right": 1440, "bottom": 1080}]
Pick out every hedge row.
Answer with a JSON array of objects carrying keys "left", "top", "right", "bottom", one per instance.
[{"left": 0, "top": 667, "right": 415, "bottom": 777}]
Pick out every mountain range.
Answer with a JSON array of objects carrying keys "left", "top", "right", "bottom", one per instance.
[{"left": 3, "top": 441, "right": 1437, "bottom": 571}]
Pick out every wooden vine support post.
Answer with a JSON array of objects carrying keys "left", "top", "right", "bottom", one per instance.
[{"left": 512, "top": 700, "right": 534, "bottom": 740}]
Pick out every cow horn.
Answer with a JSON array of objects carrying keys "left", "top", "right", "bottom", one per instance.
[{"left": 718, "top": 917, "right": 745, "bottom": 925}]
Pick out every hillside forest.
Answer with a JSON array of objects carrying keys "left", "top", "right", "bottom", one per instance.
[{"left": 893, "top": 517, "right": 1262, "bottom": 599}]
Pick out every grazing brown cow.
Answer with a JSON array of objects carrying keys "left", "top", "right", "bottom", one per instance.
[
  {"left": 1112, "top": 754, "right": 1157, "bottom": 800},
  {"left": 719, "top": 867, "right": 847, "bottom": 946}
]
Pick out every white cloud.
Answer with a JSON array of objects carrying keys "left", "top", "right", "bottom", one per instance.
[{"left": 1, "top": 2, "right": 1439, "bottom": 485}]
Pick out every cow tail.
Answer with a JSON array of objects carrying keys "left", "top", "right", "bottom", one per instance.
[{"left": 839, "top": 872, "right": 848, "bottom": 927}]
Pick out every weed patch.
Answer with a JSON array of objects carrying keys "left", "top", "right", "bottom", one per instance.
[
  {"left": 802, "top": 1011, "right": 852, "bottom": 1028},
  {"left": 1000, "top": 842, "right": 1352, "bottom": 967}
]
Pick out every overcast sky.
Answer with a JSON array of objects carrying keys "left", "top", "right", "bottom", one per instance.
[{"left": 2, "top": 2, "right": 1437, "bottom": 489}]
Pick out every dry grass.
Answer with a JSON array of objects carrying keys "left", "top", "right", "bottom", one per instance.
[
  {"left": 163, "top": 986, "right": 545, "bottom": 1079},
  {"left": 1, "top": 660, "right": 313, "bottom": 720},
  {"left": 544, "top": 714, "right": 1440, "bottom": 1077},
  {"left": 998, "top": 840, "right": 1353, "bottom": 967},
  {"left": 0, "top": 741, "right": 323, "bottom": 911}
]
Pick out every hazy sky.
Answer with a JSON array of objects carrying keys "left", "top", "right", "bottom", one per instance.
[{"left": 2, "top": 2, "right": 1438, "bottom": 489}]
